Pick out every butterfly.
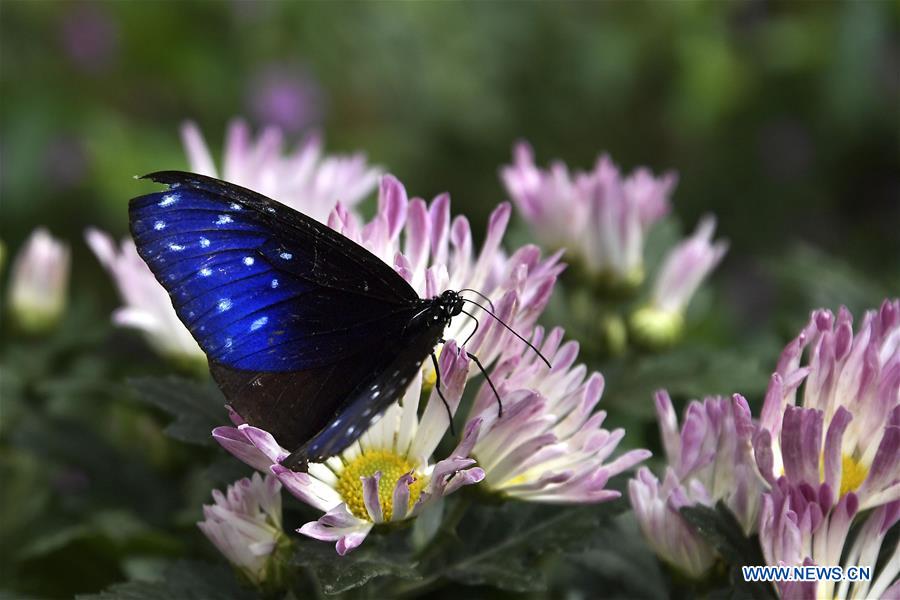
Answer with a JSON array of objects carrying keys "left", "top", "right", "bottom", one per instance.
[{"left": 129, "top": 171, "right": 545, "bottom": 471}]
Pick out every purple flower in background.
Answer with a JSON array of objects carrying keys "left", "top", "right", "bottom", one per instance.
[
  {"left": 630, "top": 217, "right": 728, "bottom": 348},
  {"left": 465, "top": 326, "right": 650, "bottom": 503},
  {"left": 247, "top": 65, "right": 324, "bottom": 134},
  {"left": 7, "top": 228, "right": 70, "bottom": 332},
  {"left": 754, "top": 299, "right": 900, "bottom": 510},
  {"left": 198, "top": 473, "right": 286, "bottom": 585},
  {"left": 59, "top": 4, "right": 119, "bottom": 74},
  {"left": 182, "top": 119, "right": 380, "bottom": 222},
  {"left": 501, "top": 141, "right": 675, "bottom": 289},
  {"left": 86, "top": 229, "right": 204, "bottom": 363},
  {"left": 629, "top": 392, "right": 763, "bottom": 577},
  {"left": 213, "top": 342, "right": 484, "bottom": 555}
]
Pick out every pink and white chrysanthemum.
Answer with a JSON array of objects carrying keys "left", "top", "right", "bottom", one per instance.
[
  {"left": 629, "top": 392, "right": 763, "bottom": 578},
  {"left": 464, "top": 326, "right": 650, "bottom": 503},
  {"left": 7, "top": 228, "right": 70, "bottom": 332},
  {"left": 181, "top": 119, "right": 380, "bottom": 222},
  {"left": 760, "top": 479, "right": 899, "bottom": 599},
  {"left": 198, "top": 473, "right": 286, "bottom": 585},
  {"left": 629, "top": 217, "right": 728, "bottom": 348},
  {"left": 326, "top": 174, "right": 563, "bottom": 380},
  {"left": 501, "top": 140, "right": 675, "bottom": 287},
  {"left": 212, "top": 342, "right": 484, "bottom": 555},
  {"left": 754, "top": 299, "right": 900, "bottom": 510},
  {"left": 86, "top": 228, "right": 204, "bottom": 362}
]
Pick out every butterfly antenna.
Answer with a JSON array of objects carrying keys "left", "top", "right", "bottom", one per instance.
[
  {"left": 466, "top": 351, "right": 503, "bottom": 419},
  {"left": 460, "top": 308, "right": 480, "bottom": 348},
  {"left": 430, "top": 352, "right": 456, "bottom": 436},
  {"left": 460, "top": 299, "right": 552, "bottom": 369},
  {"left": 458, "top": 288, "right": 496, "bottom": 312}
]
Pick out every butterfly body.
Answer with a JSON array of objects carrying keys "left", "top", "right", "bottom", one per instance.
[{"left": 129, "top": 171, "right": 465, "bottom": 471}]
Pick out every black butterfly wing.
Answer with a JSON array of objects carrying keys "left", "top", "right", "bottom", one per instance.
[
  {"left": 280, "top": 316, "right": 451, "bottom": 471},
  {"left": 209, "top": 305, "right": 419, "bottom": 452},
  {"left": 129, "top": 171, "right": 429, "bottom": 456}
]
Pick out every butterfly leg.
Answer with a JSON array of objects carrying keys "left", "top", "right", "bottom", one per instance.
[
  {"left": 430, "top": 351, "right": 456, "bottom": 436},
  {"left": 466, "top": 351, "right": 503, "bottom": 419}
]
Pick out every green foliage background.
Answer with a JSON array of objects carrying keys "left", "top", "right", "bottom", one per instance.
[{"left": 0, "top": 2, "right": 898, "bottom": 598}]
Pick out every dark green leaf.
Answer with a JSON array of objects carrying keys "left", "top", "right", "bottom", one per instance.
[
  {"left": 76, "top": 560, "right": 256, "bottom": 600},
  {"left": 421, "top": 497, "right": 628, "bottom": 593},
  {"left": 680, "top": 502, "right": 777, "bottom": 600},
  {"left": 292, "top": 536, "right": 421, "bottom": 595},
  {"left": 604, "top": 345, "right": 768, "bottom": 419},
  {"left": 768, "top": 244, "right": 892, "bottom": 319},
  {"left": 129, "top": 376, "right": 227, "bottom": 446}
]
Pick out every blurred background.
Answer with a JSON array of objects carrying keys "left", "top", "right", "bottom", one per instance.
[{"left": 1, "top": 2, "right": 898, "bottom": 598}]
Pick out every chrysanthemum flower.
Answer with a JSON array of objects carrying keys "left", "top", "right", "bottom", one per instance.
[
  {"left": 198, "top": 473, "right": 287, "bottom": 586},
  {"left": 629, "top": 391, "right": 762, "bottom": 577},
  {"left": 181, "top": 119, "right": 380, "bottom": 222},
  {"left": 501, "top": 140, "right": 675, "bottom": 290},
  {"left": 7, "top": 228, "right": 70, "bottom": 332},
  {"left": 754, "top": 299, "right": 900, "bottom": 510},
  {"left": 464, "top": 326, "right": 650, "bottom": 503},
  {"left": 326, "top": 174, "right": 563, "bottom": 381},
  {"left": 629, "top": 217, "right": 728, "bottom": 349},
  {"left": 759, "top": 479, "right": 899, "bottom": 599},
  {"left": 86, "top": 229, "right": 204, "bottom": 363},
  {"left": 213, "top": 342, "right": 485, "bottom": 555}
]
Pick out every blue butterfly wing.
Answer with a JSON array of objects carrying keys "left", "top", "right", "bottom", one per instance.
[
  {"left": 129, "top": 171, "right": 432, "bottom": 459},
  {"left": 130, "top": 171, "right": 419, "bottom": 371}
]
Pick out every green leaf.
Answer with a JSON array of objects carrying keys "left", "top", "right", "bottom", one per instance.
[
  {"left": 680, "top": 502, "right": 777, "bottom": 600},
  {"left": 76, "top": 560, "right": 256, "bottom": 600},
  {"left": 567, "top": 513, "right": 668, "bottom": 600},
  {"left": 768, "top": 244, "right": 892, "bottom": 319},
  {"left": 416, "top": 497, "right": 628, "bottom": 593},
  {"left": 292, "top": 536, "right": 421, "bottom": 595},
  {"left": 129, "top": 376, "right": 227, "bottom": 446},
  {"left": 604, "top": 345, "right": 768, "bottom": 419}
]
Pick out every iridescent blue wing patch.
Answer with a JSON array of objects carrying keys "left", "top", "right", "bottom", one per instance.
[{"left": 130, "top": 171, "right": 418, "bottom": 372}]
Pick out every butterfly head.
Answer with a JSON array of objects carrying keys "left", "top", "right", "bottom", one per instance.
[{"left": 435, "top": 289, "right": 464, "bottom": 322}]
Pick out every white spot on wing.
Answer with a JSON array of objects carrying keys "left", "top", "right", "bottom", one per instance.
[
  {"left": 250, "top": 316, "right": 268, "bottom": 331},
  {"left": 154, "top": 220, "right": 166, "bottom": 230},
  {"left": 158, "top": 194, "right": 177, "bottom": 207},
  {"left": 215, "top": 215, "right": 233, "bottom": 225},
  {"left": 218, "top": 298, "right": 232, "bottom": 312},
  {"left": 199, "top": 268, "right": 212, "bottom": 277},
  {"left": 270, "top": 278, "right": 279, "bottom": 288},
  {"left": 199, "top": 237, "right": 210, "bottom": 248},
  {"left": 168, "top": 243, "right": 185, "bottom": 251},
  {"left": 243, "top": 256, "right": 255, "bottom": 266},
  {"left": 230, "top": 202, "right": 242, "bottom": 210},
  {"left": 279, "top": 252, "right": 293, "bottom": 260}
]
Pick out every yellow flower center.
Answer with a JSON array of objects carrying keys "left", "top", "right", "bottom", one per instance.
[
  {"left": 820, "top": 453, "right": 869, "bottom": 497},
  {"left": 336, "top": 450, "right": 429, "bottom": 521},
  {"left": 838, "top": 454, "right": 868, "bottom": 496},
  {"left": 421, "top": 346, "right": 442, "bottom": 392}
]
